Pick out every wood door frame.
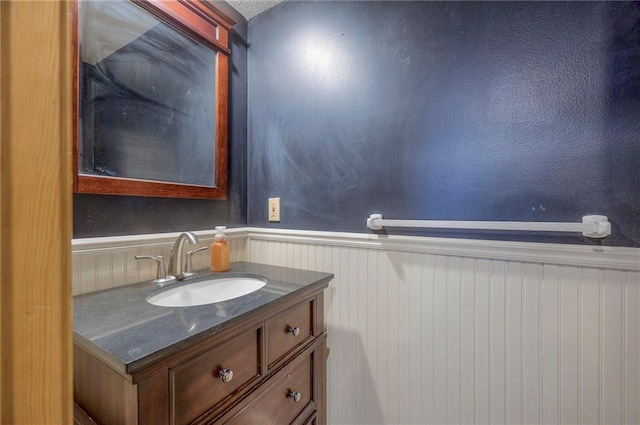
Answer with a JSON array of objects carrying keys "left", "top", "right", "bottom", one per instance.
[{"left": 0, "top": 1, "right": 73, "bottom": 423}]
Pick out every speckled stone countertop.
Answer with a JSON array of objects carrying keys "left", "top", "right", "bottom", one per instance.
[{"left": 73, "top": 262, "right": 333, "bottom": 375}]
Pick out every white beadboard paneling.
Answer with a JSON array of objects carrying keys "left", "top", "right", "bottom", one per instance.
[
  {"left": 72, "top": 227, "right": 248, "bottom": 251},
  {"left": 72, "top": 238, "right": 247, "bottom": 295},
  {"left": 111, "top": 251, "right": 126, "bottom": 288},
  {"left": 602, "top": 269, "right": 624, "bottom": 424},
  {"left": 446, "top": 255, "right": 461, "bottom": 425},
  {"left": 523, "top": 263, "right": 541, "bottom": 425},
  {"left": 541, "top": 264, "right": 561, "bottom": 425},
  {"left": 335, "top": 246, "right": 347, "bottom": 422},
  {"left": 408, "top": 252, "right": 423, "bottom": 425},
  {"left": 357, "top": 249, "right": 371, "bottom": 421},
  {"left": 386, "top": 249, "right": 400, "bottom": 423},
  {"left": 580, "top": 268, "right": 602, "bottom": 423},
  {"left": 506, "top": 261, "right": 524, "bottom": 425},
  {"left": 421, "top": 254, "right": 436, "bottom": 425},
  {"left": 561, "top": 266, "right": 581, "bottom": 424},
  {"left": 72, "top": 255, "right": 79, "bottom": 296},
  {"left": 245, "top": 233, "right": 639, "bottom": 425},
  {"left": 72, "top": 227, "right": 640, "bottom": 271},
  {"left": 433, "top": 255, "right": 448, "bottom": 425},
  {"left": 244, "top": 227, "right": 640, "bottom": 271},
  {"left": 626, "top": 271, "right": 640, "bottom": 425},
  {"left": 475, "top": 258, "right": 491, "bottom": 425},
  {"left": 78, "top": 255, "right": 97, "bottom": 294},
  {"left": 490, "top": 260, "right": 507, "bottom": 425},
  {"left": 71, "top": 228, "right": 639, "bottom": 425},
  {"left": 460, "top": 257, "right": 476, "bottom": 425},
  {"left": 365, "top": 248, "right": 379, "bottom": 421},
  {"left": 124, "top": 250, "right": 140, "bottom": 286},
  {"left": 96, "top": 254, "right": 112, "bottom": 291}
]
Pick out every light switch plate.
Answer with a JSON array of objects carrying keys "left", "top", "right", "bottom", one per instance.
[{"left": 268, "top": 197, "right": 280, "bottom": 222}]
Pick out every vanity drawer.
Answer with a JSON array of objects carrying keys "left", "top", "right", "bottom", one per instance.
[
  {"left": 170, "top": 327, "right": 261, "bottom": 425},
  {"left": 266, "top": 299, "right": 313, "bottom": 368},
  {"left": 224, "top": 353, "right": 313, "bottom": 425}
]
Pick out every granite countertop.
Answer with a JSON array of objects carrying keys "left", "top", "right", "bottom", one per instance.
[{"left": 73, "top": 262, "right": 333, "bottom": 375}]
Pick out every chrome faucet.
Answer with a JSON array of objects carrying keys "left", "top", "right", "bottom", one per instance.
[{"left": 167, "top": 231, "right": 199, "bottom": 280}]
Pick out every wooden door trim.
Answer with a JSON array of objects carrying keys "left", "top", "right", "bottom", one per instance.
[{"left": 0, "top": 1, "right": 73, "bottom": 423}]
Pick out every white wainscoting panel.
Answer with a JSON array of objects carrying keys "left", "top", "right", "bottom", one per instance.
[
  {"left": 72, "top": 230, "right": 248, "bottom": 295},
  {"left": 71, "top": 228, "right": 639, "bottom": 424},
  {"left": 246, "top": 233, "right": 640, "bottom": 425}
]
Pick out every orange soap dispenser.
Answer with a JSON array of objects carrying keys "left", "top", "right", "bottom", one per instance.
[{"left": 210, "top": 226, "right": 230, "bottom": 272}]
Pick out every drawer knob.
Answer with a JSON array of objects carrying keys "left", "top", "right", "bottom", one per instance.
[
  {"left": 288, "top": 326, "right": 300, "bottom": 337},
  {"left": 288, "top": 391, "right": 301, "bottom": 402},
  {"left": 218, "top": 369, "right": 234, "bottom": 383}
]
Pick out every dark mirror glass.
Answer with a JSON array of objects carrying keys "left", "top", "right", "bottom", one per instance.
[{"left": 79, "top": 0, "right": 216, "bottom": 187}]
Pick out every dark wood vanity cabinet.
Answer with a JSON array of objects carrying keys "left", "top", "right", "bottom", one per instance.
[{"left": 74, "top": 289, "right": 327, "bottom": 425}]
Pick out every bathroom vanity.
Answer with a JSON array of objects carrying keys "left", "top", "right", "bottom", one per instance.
[{"left": 73, "top": 262, "right": 333, "bottom": 425}]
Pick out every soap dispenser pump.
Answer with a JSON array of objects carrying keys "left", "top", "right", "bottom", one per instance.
[{"left": 210, "top": 226, "right": 230, "bottom": 272}]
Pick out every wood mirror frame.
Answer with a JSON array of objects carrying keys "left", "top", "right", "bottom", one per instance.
[{"left": 72, "top": 0, "right": 235, "bottom": 199}]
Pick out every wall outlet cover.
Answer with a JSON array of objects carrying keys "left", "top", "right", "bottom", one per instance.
[{"left": 268, "top": 197, "right": 280, "bottom": 222}]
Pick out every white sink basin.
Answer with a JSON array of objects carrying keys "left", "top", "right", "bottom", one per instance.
[{"left": 146, "top": 276, "right": 267, "bottom": 307}]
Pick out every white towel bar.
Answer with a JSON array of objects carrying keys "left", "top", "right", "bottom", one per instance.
[{"left": 366, "top": 214, "right": 611, "bottom": 239}]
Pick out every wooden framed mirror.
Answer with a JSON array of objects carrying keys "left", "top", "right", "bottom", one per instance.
[{"left": 73, "top": 0, "right": 234, "bottom": 199}]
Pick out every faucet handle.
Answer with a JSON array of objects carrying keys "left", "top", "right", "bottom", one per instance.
[
  {"left": 135, "top": 255, "right": 175, "bottom": 283},
  {"left": 185, "top": 246, "right": 208, "bottom": 274}
]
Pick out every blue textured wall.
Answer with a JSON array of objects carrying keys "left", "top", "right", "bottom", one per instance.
[
  {"left": 247, "top": 1, "right": 640, "bottom": 246},
  {"left": 73, "top": 4, "right": 248, "bottom": 238}
]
